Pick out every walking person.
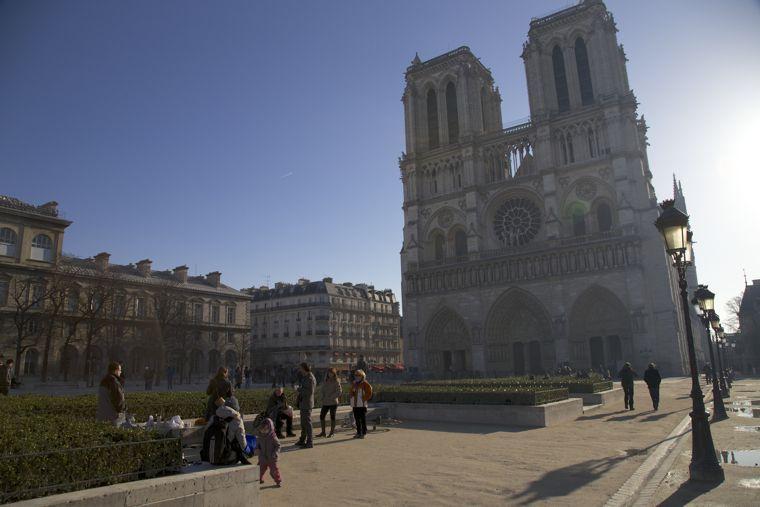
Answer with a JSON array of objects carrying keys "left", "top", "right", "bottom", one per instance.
[
  {"left": 166, "top": 365, "right": 175, "bottom": 390},
  {"left": 0, "top": 359, "right": 13, "bottom": 396},
  {"left": 349, "top": 369, "right": 373, "bottom": 439},
  {"left": 618, "top": 362, "right": 638, "bottom": 411},
  {"left": 143, "top": 366, "right": 153, "bottom": 391},
  {"left": 643, "top": 363, "right": 662, "bottom": 411},
  {"left": 96, "top": 362, "right": 126, "bottom": 425},
  {"left": 255, "top": 418, "right": 282, "bottom": 487},
  {"left": 244, "top": 366, "right": 252, "bottom": 389},
  {"left": 295, "top": 362, "right": 316, "bottom": 448},
  {"left": 234, "top": 366, "right": 243, "bottom": 389},
  {"left": 317, "top": 367, "right": 342, "bottom": 438}
]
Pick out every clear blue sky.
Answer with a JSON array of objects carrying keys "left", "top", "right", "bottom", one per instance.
[{"left": 2, "top": 0, "right": 759, "bottom": 318}]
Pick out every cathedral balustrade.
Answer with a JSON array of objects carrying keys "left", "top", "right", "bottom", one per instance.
[
  {"left": 479, "top": 121, "right": 536, "bottom": 181},
  {"left": 405, "top": 232, "right": 639, "bottom": 295}
]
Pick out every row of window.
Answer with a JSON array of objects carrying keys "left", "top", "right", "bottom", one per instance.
[{"left": 0, "top": 228, "right": 54, "bottom": 261}]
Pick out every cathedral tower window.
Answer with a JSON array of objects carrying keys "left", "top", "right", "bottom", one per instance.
[
  {"left": 446, "top": 82, "right": 459, "bottom": 144},
  {"left": 572, "top": 209, "right": 586, "bottom": 237},
  {"left": 575, "top": 38, "right": 594, "bottom": 106},
  {"left": 427, "top": 89, "right": 439, "bottom": 149},
  {"left": 587, "top": 127, "right": 597, "bottom": 158},
  {"left": 566, "top": 133, "right": 575, "bottom": 163},
  {"left": 454, "top": 230, "right": 468, "bottom": 258},
  {"left": 596, "top": 202, "right": 613, "bottom": 232},
  {"left": 552, "top": 46, "right": 570, "bottom": 112},
  {"left": 480, "top": 87, "right": 488, "bottom": 131},
  {"left": 434, "top": 234, "right": 445, "bottom": 262}
]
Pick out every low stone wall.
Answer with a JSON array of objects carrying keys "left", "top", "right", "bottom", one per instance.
[
  {"left": 379, "top": 398, "right": 583, "bottom": 427},
  {"left": 571, "top": 387, "right": 624, "bottom": 406},
  {"left": 11, "top": 464, "right": 258, "bottom": 507}
]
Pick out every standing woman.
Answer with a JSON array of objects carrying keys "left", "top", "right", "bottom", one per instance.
[
  {"left": 349, "top": 369, "right": 373, "bottom": 439},
  {"left": 317, "top": 367, "right": 342, "bottom": 438},
  {"left": 205, "top": 366, "right": 233, "bottom": 420},
  {"left": 643, "top": 363, "right": 662, "bottom": 411}
]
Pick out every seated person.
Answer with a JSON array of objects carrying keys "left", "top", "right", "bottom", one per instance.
[
  {"left": 211, "top": 397, "right": 250, "bottom": 464},
  {"left": 265, "top": 387, "right": 295, "bottom": 438}
]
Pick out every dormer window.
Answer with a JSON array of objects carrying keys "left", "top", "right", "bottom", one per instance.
[
  {"left": 30, "top": 234, "right": 53, "bottom": 262},
  {"left": 0, "top": 228, "right": 17, "bottom": 257}
]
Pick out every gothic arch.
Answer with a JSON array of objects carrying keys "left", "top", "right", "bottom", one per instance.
[
  {"left": 568, "top": 285, "right": 631, "bottom": 370},
  {"left": 560, "top": 176, "right": 615, "bottom": 237},
  {"left": 424, "top": 306, "right": 472, "bottom": 375},
  {"left": 422, "top": 206, "right": 466, "bottom": 238},
  {"left": 484, "top": 288, "right": 554, "bottom": 375}
]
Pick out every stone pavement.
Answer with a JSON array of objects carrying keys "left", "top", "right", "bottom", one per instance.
[
  {"left": 259, "top": 378, "right": 699, "bottom": 506},
  {"left": 647, "top": 378, "right": 760, "bottom": 507}
]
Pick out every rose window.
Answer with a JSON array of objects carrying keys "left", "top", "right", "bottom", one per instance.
[{"left": 493, "top": 198, "right": 541, "bottom": 247}]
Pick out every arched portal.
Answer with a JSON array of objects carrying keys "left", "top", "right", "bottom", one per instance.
[
  {"left": 484, "top": 288, "right": 554, "bottom": 375},
  {"left": 568, "top": 286, "right": 631, "bottom": 371},
  {"left": 424, "top": 308, "right": 471, "bottom": 376}
]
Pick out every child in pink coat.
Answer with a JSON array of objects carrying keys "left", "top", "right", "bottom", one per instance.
[{"left": 255, "top": 417, "right": 282, "bottom": 486}]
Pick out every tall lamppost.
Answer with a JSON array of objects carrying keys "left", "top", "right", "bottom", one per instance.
[
  {"left": 693, "top": 286, "right": 728, "bottom": 421},
  {"left": 713, "top": 322, "right": 729, "bottom": 395},
  {"left": 654, "top": 200, "right": 723, "bottom": 482}
]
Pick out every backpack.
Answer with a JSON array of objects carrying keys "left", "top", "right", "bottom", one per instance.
[{"left": 200, "top": 416, "right": 237, "bottom": 465}]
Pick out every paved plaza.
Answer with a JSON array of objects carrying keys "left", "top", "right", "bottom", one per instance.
[{"left": 256, "top": 378, "right": 759, "bottom": 506}]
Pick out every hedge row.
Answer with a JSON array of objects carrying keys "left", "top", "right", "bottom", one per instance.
[
  {"left": 403, "top": 376, "right": 613, "bottom": 394},
  {"left": 374, "top": 385, "right": 569, "bottom": 406},
  {"left": 0, "top": 414, "right": 181, "bottom": 503}
]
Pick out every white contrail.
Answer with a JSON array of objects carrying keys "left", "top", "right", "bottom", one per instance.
[{"left": 281, "top": 172, "right": 294, "bottom": 179}]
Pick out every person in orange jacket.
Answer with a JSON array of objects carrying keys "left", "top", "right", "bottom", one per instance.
[{"left": 349, "top": 369, "right": 373, "bottom": 439}]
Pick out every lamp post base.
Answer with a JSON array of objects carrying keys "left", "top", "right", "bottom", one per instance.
[
  {"left": 711, "top": 383, "right": 729, "bottom": 422},
  {"left": 688, "top": 410, "right": 725, "bottom": 483}
]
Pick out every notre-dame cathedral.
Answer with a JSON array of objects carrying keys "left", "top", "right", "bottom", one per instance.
[{"left": 399, "top": 0, "right": 705, "bottom": 377}]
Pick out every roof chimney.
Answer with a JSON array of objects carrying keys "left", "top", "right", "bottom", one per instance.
[
  {"left": 206, "top": 271, "right": 221, "bottom": 287},
  {"left": 298, "top": 278, "right": 310, "bottom": 286},
  {"left": 174, "top": 265, "right": 189, "bottom": 284},
  {"left": 322, "top": 277, "right": 333, "bottom": 283},
  {"left": 136, "top": 259, "right": 152, "bottom": 277},
  {"left": 94, "top": 252, "right": 110, "bottom": 272}
]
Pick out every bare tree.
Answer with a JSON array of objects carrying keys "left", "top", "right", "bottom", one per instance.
[
  {"left": 723, "top": 292, "right": 743, "bottom": 333},
  {"left": 8, "top": 275, "right": 51, "bottom": 375},
  {"left": 148, "top": 278, "right": 185, "bottom": 386},
  {"left": 79, "top": 273, "right": 120, "bottom": 386},
  {"left": 38, "top": 268, "right": 75, "bottom": 382}
]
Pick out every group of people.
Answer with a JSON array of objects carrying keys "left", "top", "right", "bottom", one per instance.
[
  {"left": 703, "top": 364, "right": 735, "bottom": 387},
  {"left": 618, "top": 362, "right": 662, "bottom": 411}
]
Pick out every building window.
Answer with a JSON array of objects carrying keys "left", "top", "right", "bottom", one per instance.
[
  {"left": 31, "top": 283, "right": 45, "bottom": 309},
  {"left": 194, "top": 303, "right": 203, "bottom": 322},
  {"left": 446, "top": 81, "right": 459, "bottom": 144},
  {"left": 0, "top": 278, "right": 9, "bottom": 306},
  {"left": 0, "top": 227, "right": 18, "bottom": 257},
  {"left": 434, "top": 233, "right": 445, "bottom": 261},
  {"left": 552, "top": 45, "right": 570, "bottom": 113},
  {"left": 575, "top": 37, "right": 594, "bottom": 106},
  {"left": 454, "top": 230, "right": 467, "bottom": 258},
  {"left": 572, "top": 210, "right": 586, "bottom": 237},
  {"left": 480, "top": 87, "right": 488, "bottom": 131},
  {"left": 211, "top": 305, "right": 220, "bottom": 324},
  {"left": 227, "top": 306, "right": 236, "bottom": 324},
  {"left": 427, "top": 88, "right": 439, "bottom": 149},
  {"left": 227, "top": 331, "right": 235, "bottom": 344},
  {"left": 597, "top": 202, "right": 613, "bottom": 232},
  {"left": 135, "top": 297, "right": 146, "bottom": 318},
  {"left": 30, "top": 234, "right": 53, "bottom": 262},
  {"left": 211, "top": 331, "right": 219, "bottom": 343}
]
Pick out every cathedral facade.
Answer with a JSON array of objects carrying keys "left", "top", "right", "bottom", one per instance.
[{"left": 399, "top": 0, "right": 702, "bottom": 377}]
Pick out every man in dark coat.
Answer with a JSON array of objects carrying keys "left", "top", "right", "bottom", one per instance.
[
  {"left": 295, "top": 362, "right": 316, "bottom": 448},
  {"left": 643, "top": 363, "right": 662, "bottom": 411},
  {"left": 97, "top": 362, "right": 126, "bottom": 425},
  {"left": 266, "top": 387, "right": 295, "bottom": 438},
  {"left": 618, "top": 362, "right": 638, "bottom": 410}
]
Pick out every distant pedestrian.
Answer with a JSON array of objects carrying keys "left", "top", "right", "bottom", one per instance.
[
  {"left": 643, "top": 363, "right": 661, "bottom": 411},
  {"left": 96, "top": 362, "right": 126, "bottom": 425},
  {"left": 618, "top": 362, "right": 638, "bottom": 411},
  {"left": 166, "top": 365, "right": 175, "bottom": 390},
  {"left": 295, "top": 362, "right": 316, "bottom": 448},
  {"left": 317, "top": 367, "right": 342, "bottom": 438},
  {"left": 0, "top": 359, "right": 13, "bottom": 396},
  {"left": 143, "top": 366, "right": 153, "bottom": 391},
  {"left": 255, "top": 418, "right": 282, "bottom": 487},
  {"left": 234, "top": 366, "right": 243, "bottom": 389},
  {"left": 349, "top": 369, "right": 373, "bottom": 439},
  {"left": 703, "top": 363, "right": 712, "bottom": 385},
  {"left": 244, "top": 366, "right": 252, "bottom": 389}
]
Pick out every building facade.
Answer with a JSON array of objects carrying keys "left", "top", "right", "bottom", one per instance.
[
  {"left": 737, "top": 279, "right": 760, "bottom": 374},
  {"left": 398, "top": 0, "right": 704, "bottom": 377},
  {"left": 0, "top": 195, "right": 250, "bottom": 383},
  {"left": 246, "top": 278, "right": 402, "bottom": 378}
]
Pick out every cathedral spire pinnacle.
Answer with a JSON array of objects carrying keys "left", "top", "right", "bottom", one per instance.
[{"left": 411, "top": 53, "right": 421, "bottom": 66}]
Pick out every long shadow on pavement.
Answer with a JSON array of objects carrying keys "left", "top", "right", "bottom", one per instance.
[
  {"left": 393, "top": 420, "right": 531, "bottom": 434},
  {"left": 576, "top": 409, "right": 629, "bottom": 421},
  {"left": 656, "top": 478, "right": 722, "bottom": 506},
  {"left": 509, "top": 432, "right": 686, "bottom": 505}
]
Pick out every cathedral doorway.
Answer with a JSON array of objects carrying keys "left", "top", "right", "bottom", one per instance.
[
  {"left": 484, "top": 288, "right": 554, "bottom": 376},
  {"left": 569, "top": 286, "right": 631, "bottom": 371},
  {"left": 424, "top": 308, "right": 471, "bottom": 377}
]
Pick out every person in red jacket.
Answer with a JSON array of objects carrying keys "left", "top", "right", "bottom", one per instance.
[{"left": 349, "top": 369, "right": 373, "bottom": 439}]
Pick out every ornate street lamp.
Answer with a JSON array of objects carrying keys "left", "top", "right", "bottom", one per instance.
[
  {"left": 654, "top": 200, "right": 723, "bottom": 482},
  {"left": 693, "top": 286, "right": 728, "bottom": 419},
  {"left": 713, "top": 322, "right": 730, "bottom": 395}
]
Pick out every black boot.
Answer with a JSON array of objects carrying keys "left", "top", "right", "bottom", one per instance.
[
  {"left": 317, "top": 420, "right": 326, "bottom": 437},
  {"left": 328, "top": 419, "right": 336, "bottom": 438}
]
